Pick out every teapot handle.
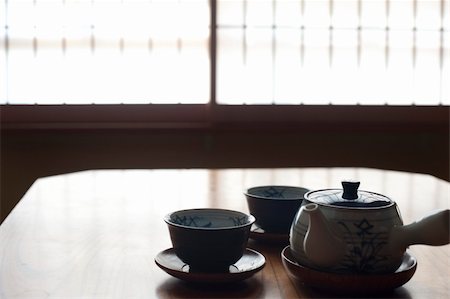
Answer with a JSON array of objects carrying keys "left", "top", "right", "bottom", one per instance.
[{"left": 391, "top": 209, "right": 450, "bottom": 250}]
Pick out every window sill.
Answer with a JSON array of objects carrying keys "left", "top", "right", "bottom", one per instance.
[{"left": 1, "top": 104, "right": 448, "bottom": 132}]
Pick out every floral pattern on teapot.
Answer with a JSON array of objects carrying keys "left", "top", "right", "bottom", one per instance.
[{"left": 337, "top": 218, "right": 389, "bottom": 272}]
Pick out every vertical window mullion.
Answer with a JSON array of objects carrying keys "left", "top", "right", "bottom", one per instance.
[
  {"left": 272, "top": 0, "right": 276, "bottom": 103},
  {"left": 385, "top": 0, "right": 390, "bottom": 70},
  {"left": 210, "top": 0, "right": 217, "bottom": 106},
  {"left": 2, "top": 0, "right": 9, "bottom": 103},
  {"left": 439, "top": 0, "right": 445, "bottom": 104},
  {"left": 329, "top": 0, "right": 333, "bottom": 68}
]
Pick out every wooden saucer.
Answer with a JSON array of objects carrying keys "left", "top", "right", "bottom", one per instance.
[
  {"left": 281, "top": 246, "right": 417, "bottom": 295},
  {"left": 155, "top": 248, "right": 265, "bottom": 283}
]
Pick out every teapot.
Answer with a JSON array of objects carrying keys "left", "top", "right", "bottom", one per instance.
[{"left": 289, "top": 181, "right": 449, "bottom": 274}]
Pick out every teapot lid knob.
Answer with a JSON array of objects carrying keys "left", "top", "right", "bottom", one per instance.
[{"left": 342, "top": 181, "right": 360, "bottom": 200}]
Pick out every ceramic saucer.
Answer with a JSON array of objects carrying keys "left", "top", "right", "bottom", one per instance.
[
  {"left": 155, "top": 248, "right": 265, "bottom": 283},
  {"left": 281, "top": 246, "right": 417, "bottom": 295},
  {"left": 249, "top": 224, "right": 289, "bottom": 244}
]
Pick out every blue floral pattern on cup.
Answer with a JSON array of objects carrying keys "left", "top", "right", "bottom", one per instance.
[
  {"left": 248, "top": 186, "right": 308, "bottom": 200},
  {"left": 170, "top": 214, "right": 250, "bottom": 228},
  {"left": 262, "top": 187, "right": 287, "bottom": 198},
  {"left": 172, "top": 215, "right": 212, "bottom": 228}
]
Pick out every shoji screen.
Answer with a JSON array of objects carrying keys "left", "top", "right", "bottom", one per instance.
[
  {"left": 1, "top": 0, "right": 210, "bottom": 104},
  {"left": 2, "top": 0, "right": 448, "bottom": 106},
  {"left": 216, "top": 0, "right": 449, "bottom": 105}
]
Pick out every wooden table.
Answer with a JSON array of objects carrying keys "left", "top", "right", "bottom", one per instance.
[{"left": 0, "top": 168, "right": 449, "bottom": 298}]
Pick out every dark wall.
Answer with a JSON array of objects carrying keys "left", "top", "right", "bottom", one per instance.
[{"left": 1, "top": 126, "right": 448, "bottom": 223}]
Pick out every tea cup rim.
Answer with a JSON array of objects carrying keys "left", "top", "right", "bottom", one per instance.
[
  {"left": 164, "top": 208, "right": 255, "bottom": 230},
  {"left": 245, "top": 185, "right": 310, "bottom": 201}
]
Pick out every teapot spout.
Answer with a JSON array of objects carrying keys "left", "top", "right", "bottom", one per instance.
[
  {"left": 389, "top": 209, "right": 450, "bottom": 253},
  {"left": 302, "top": 203, "right": 346, "bottom": 269}
]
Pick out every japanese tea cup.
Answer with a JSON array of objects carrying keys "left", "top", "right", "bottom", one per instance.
[
  {"left": 164, "top": 208, "right": 255, "bottom": 272},
  {"left": 245, "top": 186, "right": 309, "bottom": 233}
]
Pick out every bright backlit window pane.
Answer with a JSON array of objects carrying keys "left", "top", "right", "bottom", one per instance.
[
  {"left": 217, "top": 0, "right": 448, "bottom": 105},
  {"left": 1, "top": 0, "right": 210, "bottom": 104},
  {"left": 2, "top": 0, "right": 449, "bottom": 106}
]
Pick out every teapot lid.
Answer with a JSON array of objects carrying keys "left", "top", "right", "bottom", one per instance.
[{"left": 305, "top": 181, "right": 394, "bottom": 208}]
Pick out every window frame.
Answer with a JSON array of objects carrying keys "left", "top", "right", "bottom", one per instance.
[{"left": 1, "top": 104, "right": 448, "bottom": 132}]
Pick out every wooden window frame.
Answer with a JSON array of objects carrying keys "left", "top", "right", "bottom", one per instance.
[{"left": 0, "top": 104, "right": 448, "bottom": 133}]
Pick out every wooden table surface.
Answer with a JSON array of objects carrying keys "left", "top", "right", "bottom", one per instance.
[{"left": 0, "top": 168, "right": 449, "bottom": 299}]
